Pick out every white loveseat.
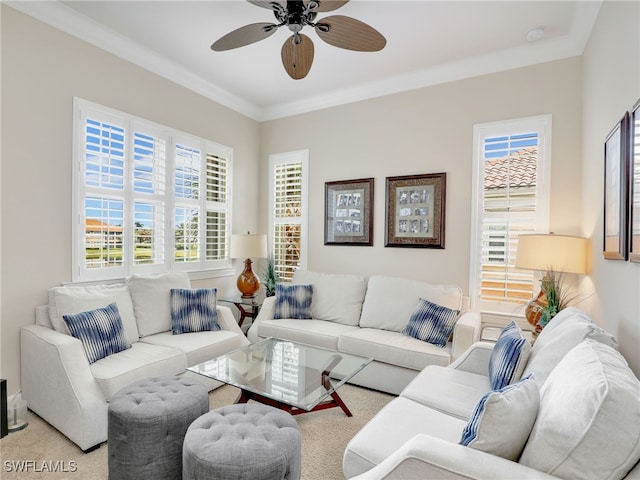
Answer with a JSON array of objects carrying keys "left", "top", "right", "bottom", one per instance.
[
  {"left": 20, "top": 272, "right": 249, "bottom": 451},
  {"left": 247, "top": 270, "right": 482, "bottom": 395},
  {"left": 343, "top": 307, "right": 640, "bottom": 480}
]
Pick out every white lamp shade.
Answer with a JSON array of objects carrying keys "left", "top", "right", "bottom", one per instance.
[
  {"left": 515, "top": 234, "right": 588, "bottom": 274},
  {"left": 230, "top": 234, "right": 268, "bottom": 259}
]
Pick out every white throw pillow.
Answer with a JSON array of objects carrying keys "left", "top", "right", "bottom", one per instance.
[
  {"left": 460, "top": 374, "right": 539, "bottom": 461},
  {"left": 48, "top": 283, "right": 139, "bottom": 344},
  {"left": 291, "top": 270, "right": 367, "bottom": 326},
  {"left": 127, "top": 272, "right": 191, "bottom": 337},
  {"left": 520, "top": 340, "right": 640, "bottom": 480},
  {"left": 522, "top": 307, "right": 618, "bottom": 386},
  {"left": 359, "top": 276, "right": 463, "bottom": 332}
]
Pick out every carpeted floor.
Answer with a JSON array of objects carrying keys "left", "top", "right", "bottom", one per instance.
[{"left": 0, "top": 384, "right": 393, "bottom": 480}]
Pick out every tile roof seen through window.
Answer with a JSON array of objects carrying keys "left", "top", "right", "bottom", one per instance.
[{"left": 484, "top": 147, "right": 537, "bottom": 190}]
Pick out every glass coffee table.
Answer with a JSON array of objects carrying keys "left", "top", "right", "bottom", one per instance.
[{"left": 188, "top": 337, "right": 373, "bottom": 416}]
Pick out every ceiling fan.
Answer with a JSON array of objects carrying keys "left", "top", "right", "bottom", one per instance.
[{"left": 211, "top": 0, "right": 386, "bottom": 80}]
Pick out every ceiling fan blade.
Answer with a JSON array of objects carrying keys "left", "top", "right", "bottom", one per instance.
[
  {"left": 315, "top": 15, "right": 386, "bottom": 52},
  {"left": 247, "top": 1, "right": 286, "bottom": 10},
  {"left": 306, "top": 0, "right": 349, "bottom": 12},
  {"left": 281, "top": 33, "right": 314, "bottom": 80},
  {"left": 211, "top": 22, "right": 278, "bottom": 51}
]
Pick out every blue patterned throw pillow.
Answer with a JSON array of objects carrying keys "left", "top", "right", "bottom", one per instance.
[
  {"left": 460, "top": 374, "right": 539, "bottom": 460},
  {"left": 170, "top": 288, "right": 220, "bottom": 334},
  {"left": 273, "top": 284, "right": 313, "bottom": 319},
  {"left": 488, "top": 321, "right": 531, "bottom": 390},
  {"left": 402, "top": 298, "right": 460, "bottom": 347},
  {"left": 63, "top": 302, "right": 131, "bottom": 364}
]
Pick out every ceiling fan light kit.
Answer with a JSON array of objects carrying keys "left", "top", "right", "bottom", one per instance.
[{"left": 211, "top": 0, "right": 386, "bottom": 80}]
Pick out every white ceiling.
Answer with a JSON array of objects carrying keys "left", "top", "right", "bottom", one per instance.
[{"left": 8, "top": 0, "right": 602, "bottom": 121}]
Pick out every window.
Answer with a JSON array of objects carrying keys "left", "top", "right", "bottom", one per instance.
[
  {"left": 73, "top": 98, "right": 232, "bottom": 282},
  {"left": 268, "top": 150, "right": 309, "bottom": 281},
  {"left": 469, "top": 115, "right": 551, "bottom": 314}
]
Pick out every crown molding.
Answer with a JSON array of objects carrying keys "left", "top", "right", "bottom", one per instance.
[
  {"left": 6, "top": 0, "right": 602, "bottom": 123},
  {"left": 261, "top": 1, "right": 602, "bottom": 121},
  {"left": 5, "top": 0, "right": 264, "bottom": 121}
]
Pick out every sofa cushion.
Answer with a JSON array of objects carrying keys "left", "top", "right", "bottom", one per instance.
[
  {"left": 48, "top": 283, "right": 139, "bottom": 344},
  {"left": 273, "top": 283, "right": 313, "bottom": 319},
  {"left": 488, "top": 321, "right": 531, "bottom": 390},
  {"left": 256, "top": 319, "right": 358, "bottom": 350},
  {"left": 343, "top": 396, "right": 468, "bottom": 479},
  {"left": 292, "top": 270, "right": 367, "bottom": 326},
  {"left": 359, "top": 276, "right": 462, "bottom": 333},
  {"left": 141, "top": 329, "right": 247, "bottom": 366},
  {"left": 63, "top": 302, "right": 131, "bottom": 364},
  {"left": 127, "top": 272, "right": 191, "bottom": 337},
  {"left": 400, "top": 365, "right": 492, "bottom": 420},
  {"left": 520, "top": 340, "right": 640, "bottom": 480},
  {"left": 338, "top": 328, "right": 451, "bottom": 371},
  {"left": 402, "top": 298, "right": 460, "bottom": 347},
  {"left": 522, "top": 307, "right": 618, "bottom": 386},
  {"left": 460, "top": 374, "right": 539, "bottom": 461},
  {"left": 90, "top": 342, "right": 187, "bottom": 400},
  {"left": 170, "top": 288, "right": 220, "bottom": 334}
]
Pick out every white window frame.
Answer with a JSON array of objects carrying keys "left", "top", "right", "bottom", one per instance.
[
  {"left": 268, "top": 150, "right": 309, "bottom": 280},
  {"left": 72, "top": 98, "right": 233, "bottom": 283},
  {"left": 469, "top": 114, "right": 552, "bottom": 315}
]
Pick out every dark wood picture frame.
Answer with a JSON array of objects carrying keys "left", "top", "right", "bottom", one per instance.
[
  {"left": 629, "top": 99, "right": 640, "bottom": 263},
  {"left": 324, "top": 178, "right": 374, "bottom": 246},
  {"left": 385, "top": 173, "right": 446, "bottom": 248},
  {"left": 603, "top": 112, "right": 630, "bottom": 260}
]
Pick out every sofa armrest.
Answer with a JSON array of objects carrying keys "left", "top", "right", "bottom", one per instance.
[
  {"left": 349, "top": 434, "right": 560, "bottom": 480},
  {"left": 20, "top": 325, "right": 108, "bottom": 451},
  {"left": 247, "top": 295, "right": 276, "bottom": 343},
  {"left": 448, "top": 341, "right": 495, "bottom": 375},
  {"left": 450, "top": 311, "right": 482, "bottom": 360},
  {"left": 216, "top": 304, "right": 247, "bottom": 338}
]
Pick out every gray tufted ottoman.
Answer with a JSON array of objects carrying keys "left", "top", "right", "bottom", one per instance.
[
  {"left": 108, "top": 376, "right": 209, "bottom": 480},
  {"left": 183, "top": 403, "right": 302, "bottom": 480}
]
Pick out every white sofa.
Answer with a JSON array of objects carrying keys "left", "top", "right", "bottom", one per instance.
[
  {"left": 20, "top": 272, "right": 249, "bottom": 452},
  {"left": 343, "top": 307, "right": 640, "bottom": 480},
  {"left": 247, "top": 270, "right": 482, "bottom": 395}
]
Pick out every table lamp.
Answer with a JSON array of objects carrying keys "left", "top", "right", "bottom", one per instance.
[
  {"left": 515, "top": 233, "right": 588, "bottom": 330},
  {"left": 230, "top": 233, "right": 268, "bottom": 298}
]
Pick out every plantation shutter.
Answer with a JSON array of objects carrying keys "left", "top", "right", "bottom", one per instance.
[
  {"left": 131, "top": 128, "right": 166, "bottom": 268},
  {"left": 470, "top": 116, "right": 551, "bottom": 314},
  {"left": 204, "top": 152, "right": 229, "bottom": 263},
  {"left": 269, "top": 151, "right": 309, "bottom": 281},
  {"left": 81, "top": 112, "right": 127, "bottom": 279},
  {"left": 73, "top": 98, "right": 232, "bottom": 282}
]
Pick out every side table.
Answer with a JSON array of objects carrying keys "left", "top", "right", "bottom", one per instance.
[{"left": 219, "top": 294, "right": 265, "bottom": 329}]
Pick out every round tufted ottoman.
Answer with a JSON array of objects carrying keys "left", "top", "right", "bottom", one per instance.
[
  {"left": 108, "top": 376, "right": 209, "bottom": 480},
  {"left": 183, "top": 403, "right": 302, "bottom": 480}
]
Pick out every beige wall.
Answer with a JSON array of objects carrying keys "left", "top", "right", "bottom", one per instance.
[
  {"left": 581, "top": 0, "right": 640, "bottom": 376},
  {"left": 259, "top": 58, "right": 583, "bottom": 291},
  {"left": 1, "top": 6, "right": 261, "bottom": 394}
]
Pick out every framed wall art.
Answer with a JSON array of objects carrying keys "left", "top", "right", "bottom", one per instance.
[
  {"left": 629, "top": 99, "right": 640, "bottom": 263},
  {"left": 603, "top": 112, "right": 630, "bottom": 260},
  {"left": 385, "top": 173, "right": 446, "bottom": 248},
  {"left": 324, "top": 178, "right": 374, "bottom": 246}
]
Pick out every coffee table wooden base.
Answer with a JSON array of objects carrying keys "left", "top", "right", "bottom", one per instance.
[{"left": 235, "top": 389, "right": 353, "bottom": 417}]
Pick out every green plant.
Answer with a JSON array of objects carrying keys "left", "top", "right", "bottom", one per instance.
[
  {"left": 262, "top": 256, "right": 280, "bottom": 297},
  {"left": 538, "top": 269, "right": 574, "bottom": 329}
]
